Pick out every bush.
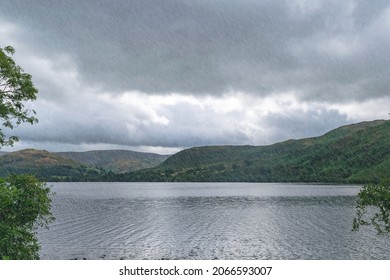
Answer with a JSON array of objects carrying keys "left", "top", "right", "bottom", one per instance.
[
  {"left": 0, "top": 174, "right": 55, "bottom": 259},
  {"left": 353, "top": 183, "right": 390, "bottom": 235}
]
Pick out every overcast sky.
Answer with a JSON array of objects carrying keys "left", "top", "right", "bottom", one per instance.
[{"left": 1, "top": 0, "right": 389, "bottom": 154}]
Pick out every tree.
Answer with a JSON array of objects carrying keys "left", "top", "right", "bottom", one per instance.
[
  {"left": 0, "top": 45, "right": 54, "bottom": 259},
  {"left": 0, "top": 45, "right": 38, "bottom": 146},
  {"left": 0, "top": 175, "right": 55, "bottom": 259},
  {"left": 353, "top": 183, "right": 390, "bottom": 235}
]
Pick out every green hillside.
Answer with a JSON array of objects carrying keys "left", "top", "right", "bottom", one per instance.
[
  {"left": 111, "top": 120, "right": 390, "bottom": 183},
  {"left": 0, "top": 149, "right": 103, "bottom": 181},
  {"left": 1, "top": 120, "right": 388, "bottom": 183},
  {"left": 57, "top": 150, "right": 169, "bottom": 173}
]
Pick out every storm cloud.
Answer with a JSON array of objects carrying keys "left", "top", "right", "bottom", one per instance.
[{"left": 0, "top": 0, "right": 389, "bottom": 152}]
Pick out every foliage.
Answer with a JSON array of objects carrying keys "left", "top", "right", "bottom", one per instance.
[
  {"left": 112, "top": 120, "right": 390, "bottom": 183},
  {"left": 353, "top": 183, "right": 390, "bottom": 235},
  {"left": 0, "top": 175, "right": 55, "bottom": 259},
  {"left": 0, "top": 149, "right": 105, "bottom": 182},
  {"left": 0, "top": 46, "right": 38, "bottom": 146},
  {"left": 58, "top": 150, "right": 169, "bottom": 173},
  {"left": 0, "top": 120, "right": 388, "bottom": 183},
  {"left": 0, "top": 45, "right": 53, "bottom": 259}
]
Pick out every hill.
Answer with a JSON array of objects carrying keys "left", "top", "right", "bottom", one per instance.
[
  {"left": 0, "top": 149, "right": 103, "bottom": 181},
  {"left": 111, "top": 119, "right": 390, "bottom": 183},
  {"left": 57, "top": 150, "right": 169, "bottom": 173},
  {"left": 1, "top": 120, "right": 388, "bottom": 183}
]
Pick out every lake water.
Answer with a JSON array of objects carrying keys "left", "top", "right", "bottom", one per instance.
[{"left": 37, "top": 182, "right": 390, "bottom": 260}]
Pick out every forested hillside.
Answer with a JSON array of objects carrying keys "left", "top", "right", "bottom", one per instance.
[{"left": 111, "top": 120, "right": 389, "bottom": 183}]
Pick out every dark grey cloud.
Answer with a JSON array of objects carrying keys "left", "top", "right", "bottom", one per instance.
[
  {"left": 1, "top": 0, "right": 389, "bottom": 152},
  {"left": 262, "top": 108, "right": 350, "bottom": 143},
  {"left": 2, "top": 0, "right": 389, "bottom": 101},
  {"left": 9, "top": 99, "right": 249, "bottom": 148},
  {"left": 352, "top": 0, "right": 389, "bottom": 28},
  {"left": 8, "top": 93, "right": 349, "bottom": 150}
]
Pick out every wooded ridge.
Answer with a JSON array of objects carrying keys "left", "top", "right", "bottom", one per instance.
[{"left": 0, "top": 119, "right": 389, "bottom": 183}]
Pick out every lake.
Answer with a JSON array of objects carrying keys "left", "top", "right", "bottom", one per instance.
[{"left": 37, "top": 182, "right": 390, "bottom": 260}]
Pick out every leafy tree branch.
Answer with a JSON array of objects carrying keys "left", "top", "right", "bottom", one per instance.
[
  {"left": 353, "top": 183, "right": 390, "bottom": 235},
  {"left": 0, "top": 45, "right": 38, "bottom": 146},
  {"left": 1, "top": 45, "right": 54, "bottom": 260}
]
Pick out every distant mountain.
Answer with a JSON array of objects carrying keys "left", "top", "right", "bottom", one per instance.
[
  {"left": 111, "top": 120, "right": 390, "bottom": 183},
  {"left": 0, "top": 151, "right": 7, "bottom": 156},
  {"left": 57, "top": 150, "right": 169, "bottom": 173},
  {"left": 0, "top": 149, "right": 103, "bottom": 181},
  {"left": 1, "top": 120, "right": 388, "bottom": 183}
]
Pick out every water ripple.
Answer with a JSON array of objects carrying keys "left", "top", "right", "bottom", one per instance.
[{"left": 37, "top": 183, "right": 389, "bottom": 260}]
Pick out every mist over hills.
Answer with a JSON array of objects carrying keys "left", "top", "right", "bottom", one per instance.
[{"left": 0, "top": 120, "right": 389, "bottom": 183}]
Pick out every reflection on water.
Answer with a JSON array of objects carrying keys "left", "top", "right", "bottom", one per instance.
[{"left": 38, "top": 183, "right": 390, "bottom": 260}]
